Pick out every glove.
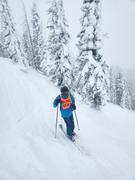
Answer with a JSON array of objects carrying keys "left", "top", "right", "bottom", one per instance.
[{"left": 71, "top": 104, "right": 76, "bottom": 110}]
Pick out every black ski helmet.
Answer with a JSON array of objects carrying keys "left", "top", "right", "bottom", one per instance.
[{"left": 60, "top": 86, "right": 69, "bottom": 94}]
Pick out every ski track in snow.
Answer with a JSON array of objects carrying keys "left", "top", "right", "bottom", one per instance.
[{"left": 0, "top": 58, "right": 135, "bottom": 180}]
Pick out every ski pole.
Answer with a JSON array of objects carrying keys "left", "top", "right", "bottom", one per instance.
[
  {"left": 55, "top": 104, "right": 59, "bottom": 138},
  {"left": 74, "top": 110, "right": 80, "bottom": 131}
]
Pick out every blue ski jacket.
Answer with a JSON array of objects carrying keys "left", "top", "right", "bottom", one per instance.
[{"left": 53, "top": 94, "right": 76, "bottom": 118}]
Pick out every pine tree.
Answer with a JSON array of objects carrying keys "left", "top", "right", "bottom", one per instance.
[
  {"left": 131, "top": 81, "right": 135, "bottom": 111},
  {"left": 115, "top": 72, "right": 124, "bottom": 106},
  {"left": 22, "top": 0, "right": 34, "bottom": 67},
  {"left": 125, "top": 84, "right": 132, "bottom": 110},
  {"left": 41, "top": 0, "right": 71, "bottom": 86},
  {"left": 75, "top": 0, "right": 108, "bottom": 107},
  {"left": 40, "top": 0, "right": 58, "bottom": 76},
  {"left": 31, "top": 0, "right": 45, "bottom": 70},
  {"left": 109, "top": 68, "right": 116, "bottom": 104},
  {"left": 0, "top": 0, "right": 26, "bottom": 66},
  {"left": 22, "top": 31, "right": 31, "bottom": 66}
]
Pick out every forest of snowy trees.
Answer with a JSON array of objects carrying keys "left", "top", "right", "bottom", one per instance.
[
  {"left": 109, "top": 67, "right": 135, "bottom": 111},
  {"left": 0, "top": 0, "right": 135, "bottom": 111}
]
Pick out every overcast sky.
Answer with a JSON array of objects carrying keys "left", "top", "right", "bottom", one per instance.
[{"left": 8, "top": 0, "right": 135, "bottom": 70}]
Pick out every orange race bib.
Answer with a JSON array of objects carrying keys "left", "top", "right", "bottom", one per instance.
[{"left": 60, "top": 95, "right": 72, "bottom": 110}]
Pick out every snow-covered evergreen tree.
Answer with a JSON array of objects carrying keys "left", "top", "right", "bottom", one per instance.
[
  {"left": 115, "top": 72, "right": 124, "bottom": 106},
  {"left": 41, "top": 0, "right": 71, "bottom": 86},
  {"left": 75, "top": 0, "right": 108, "bottom": 107},
  {"left": 31, "top": 0, "right": 45, "bottom": 70},
  {"left": 131, "top": 82, "right": 135, "bottom": 110},
  {"left": 0, "top": 0, "right": 26, "bottom": 66},
  {"left": 22, "top": 31, "right": 31, "bottom": 66},
  {"left": 109, "top": 68, "right": 116, "bottom": 104},
  {"left": 22, "top": 1, "right": 34, "bottom": 67},
  {"left": 125, "top": 85, "right": 132, "bottom": 110},
  {"left": 121, "top": 80, "right": 131, "bottom": 109}
]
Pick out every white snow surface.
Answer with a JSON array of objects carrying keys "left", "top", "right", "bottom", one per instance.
[{"left": 0, "top": 58, "right": 135, "bottom": 180}]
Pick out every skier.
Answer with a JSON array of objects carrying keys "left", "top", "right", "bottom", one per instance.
[{"left": 53, "top": 86, "right": 76, "bottom": 141}]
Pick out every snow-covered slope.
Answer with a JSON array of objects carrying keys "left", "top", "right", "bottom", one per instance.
[{"left": 0, "top": 58, "right": 135, "bottom": 180}]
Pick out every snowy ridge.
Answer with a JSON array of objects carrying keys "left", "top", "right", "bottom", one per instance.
[{"left": 0, "top": 58, "right": 135, "bottom": 180}]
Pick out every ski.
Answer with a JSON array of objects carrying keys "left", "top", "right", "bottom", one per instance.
[{"left": 59, "top": 124, "right": 76, "bottom": 142}]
